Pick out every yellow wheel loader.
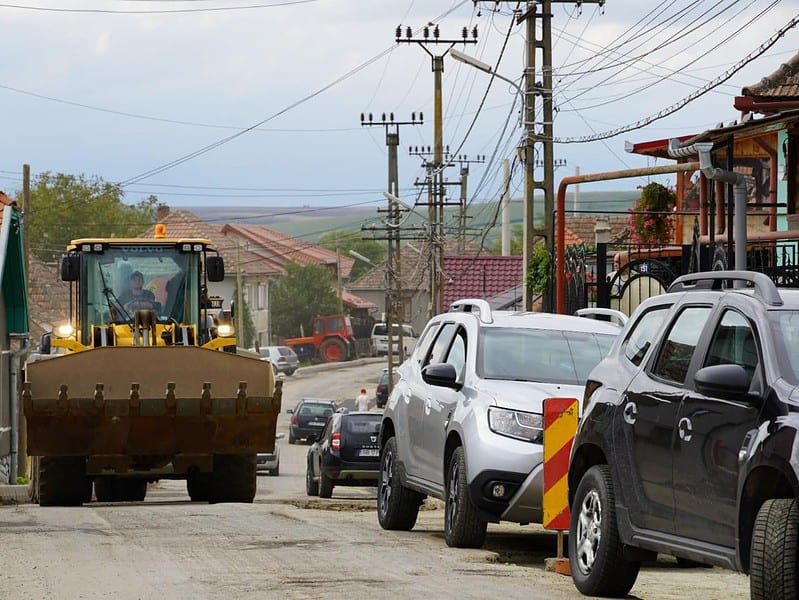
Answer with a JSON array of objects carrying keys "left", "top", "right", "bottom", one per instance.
[{"left": 24, "top": 227, "right": 281, "bottom": 505}]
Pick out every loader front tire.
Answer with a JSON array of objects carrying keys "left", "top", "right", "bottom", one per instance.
[
  {"left": 187, "top": 473, "right": 212, "bottom": 502},
  {"left": 38, "top": 456, "right": 92, "bottom": 507},
  {"left": 209, "top": 454, "right": 257, "bottom": 503}
]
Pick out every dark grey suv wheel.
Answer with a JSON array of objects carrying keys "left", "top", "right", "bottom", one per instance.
[
  {"left": 377, "top": 436, "right": 423, "bottom": 530},
  {"left": 751, "top": 498, "right": 799, "bottom": 599},
  {"left": 569, "top": 465, "right": 640, "bottom": 597}
]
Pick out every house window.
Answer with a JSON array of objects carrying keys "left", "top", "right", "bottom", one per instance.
[{"left": 257, "top": 283, "right": 267, "bottom": 310}]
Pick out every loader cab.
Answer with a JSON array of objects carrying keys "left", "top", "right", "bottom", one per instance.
[{"left": 63, "top": 238, "right": 224, "bottom": 348}]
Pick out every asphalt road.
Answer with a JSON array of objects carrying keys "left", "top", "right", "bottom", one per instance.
[{"left": 0, "top": 358, "right": 750, "bottom": 599}]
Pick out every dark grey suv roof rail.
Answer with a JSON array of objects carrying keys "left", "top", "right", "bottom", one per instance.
[
  {"left": 449, "top": 299, "right": 494, "bottom": 324},
  {"left": 667, "top": 270, "right": 783, "bottom": 306}
]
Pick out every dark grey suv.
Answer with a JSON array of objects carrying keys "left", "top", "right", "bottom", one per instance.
[{"left": 568, "top": 271, "right": 799, "bottom": 599}]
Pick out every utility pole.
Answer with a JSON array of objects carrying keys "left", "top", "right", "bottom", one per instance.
[
  {"left": 453, "top": 154, "right": 486, "bottom": 254},
  {"left": 396, "top": 24, "right": 477, "bottom": 316},
  {"left": 360, "top": 112, "right": 422, "bottom": 389},
  {"left": 475, "top": 1, "right": 604, "bottom": 311},
  {"left": 19, "top": 164, "right": 30, "bottom": 480}
]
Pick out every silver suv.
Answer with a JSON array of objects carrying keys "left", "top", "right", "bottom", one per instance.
[{"left": 376, "top": 299, "right": 622, "bottom": 548}]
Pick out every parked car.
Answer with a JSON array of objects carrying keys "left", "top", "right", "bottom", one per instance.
[
  {"left": 375, "top": 368, "right": 397, "bottom": 409},
  {"left": 305, "top": 411, "right": 383, "bottom": 498},
  {"left": 256, "top": 433, "right": 283, "bottom": 476},
  {"left": 377, "top": 299, "right": 622, "bottom": 548},
  {"left": 567, "top": 271, "right": 799, "bottom": 598},
  {"left": 258, "top": 345, "right": 300, "bottom": 376},
  {"left": 287, "top": 398, "right": 337, "bottom": 444},
  {"left": 371, "top": 322, "right": 417, "bottom": 357}
]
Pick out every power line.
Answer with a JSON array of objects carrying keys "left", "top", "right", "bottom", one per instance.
[
  {"left": 0, "top": 1, "right": 319, "bottom": 14},
  {"left": 556, "top": 13, "right": 799, "bottom": 144}
]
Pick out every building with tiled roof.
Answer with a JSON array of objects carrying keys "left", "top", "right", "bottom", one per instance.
[
  {"left": 146, "top": 209, "right": 373, "bottom": 346},
  {"left": 443, "top": 255, "right": 523, "bottom": 309},
  {"left": 27, "top": 254, "right": 69, "bottom": 342},
  {"left": 737, "top": 51, "right": 799, "bottom": 113},
  {"left": 221, "top": 223, "right": 355, "bottom": 279},
  {"left": 0, "top": 191, "right": 28, "bottom": 483}
]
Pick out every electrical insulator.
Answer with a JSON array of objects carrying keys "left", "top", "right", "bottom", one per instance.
[
  {"left": 433, "top": 26, "right": 440, "bottom": 39},
  {"left": 368, "top": 113, "right": 373, "bottom": 122},
  {"left": 390, "top": 112, "right": 394, "bottom": 122},
  {"left": 411, "top": 112, "right": 416, "bottom": 122},
  {"left": 462, "top": 27, "right": 467, "bottom": 39},
  {"left": 381, "top": 113, "right": 386, "bottom": 122},
  {"left": 472, "top": 26, "right": 478, "bottom": 39},
  {"left": 360, "top": 113, "right": 364, "bottom": 123},
  {"left": 406, "top": 26, "right": 412, "bottom": 38},
  {"left": 419, "top": 112, "right": 424, "bottom": 123},
  {"left": 395, "top": 25, "right": 401, "bottom": 38},
  {"left": 423, "top": 26, "right": 429, "bottom": 38}
]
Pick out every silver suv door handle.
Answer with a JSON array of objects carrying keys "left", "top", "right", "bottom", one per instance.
[{"left": 424, "top": 398, "right": 432, "bottom": 415}]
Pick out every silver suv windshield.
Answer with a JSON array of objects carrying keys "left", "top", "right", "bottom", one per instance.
[{"left": 478, "top": 327, "right": 615, "bottom": 385}]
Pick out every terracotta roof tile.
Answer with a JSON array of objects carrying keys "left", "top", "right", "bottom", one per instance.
[
  {"left": 221, "top": 223, "right": 355, "bottom": 279},
  {"left": 443, "top": 255, "right": 523, "bottom": 307},
  {"left": 144, "top": 210, "right": 282, "bottom": 276},
  {"left": 742, "top": 52, "right": 799, "bottom": 98}
]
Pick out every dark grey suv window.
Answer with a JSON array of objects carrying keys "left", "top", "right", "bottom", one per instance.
[
  {"left": 623, "top": 306, "right": 671, "bottom": 366},
  {"left": 704, "top": 310, "right": 759, "bottom": 380},
  {"left": 651, "top": 306, "right": 711, "bottom": 384}
]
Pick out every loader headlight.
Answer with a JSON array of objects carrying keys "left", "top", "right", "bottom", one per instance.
[
  {"left": 54, "top": 323, "right": 75, "bottom": 339},
  {"left": 488, "top": 407, "right": 543, "bottom": 443},
  {"left": 217, "top": 323, "right": 234, "bottom": 337}
]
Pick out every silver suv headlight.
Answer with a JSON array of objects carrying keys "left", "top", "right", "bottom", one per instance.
[{"left": 487, "top": 407, "right": 543, "bottom": 443}]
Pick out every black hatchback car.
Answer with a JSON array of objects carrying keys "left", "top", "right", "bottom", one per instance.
[
  {"left": 287, "top": 398, "right": 336, "bottom": 444},
  {"left": 568, "top": 271, "right": 799, "bottom": 599},
  {"left": 305, "top": 411, "right": 382, "bottom": 498}
]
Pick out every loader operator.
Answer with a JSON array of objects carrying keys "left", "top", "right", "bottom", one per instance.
[{"left": 118, "top": 270, "right": 156, "bottom": 312}]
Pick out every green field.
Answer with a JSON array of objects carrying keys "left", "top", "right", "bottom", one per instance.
[{"left": 188, "top": 189, "right": 640, "bottom": 246}]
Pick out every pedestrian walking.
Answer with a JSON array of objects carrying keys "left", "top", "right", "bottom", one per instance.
[{"left": 355, "top": 388, "right": 370, "bottom": 412}]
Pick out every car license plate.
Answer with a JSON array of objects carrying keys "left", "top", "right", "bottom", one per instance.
[
  {"left": 310, "top": 421, "right": 325, "bottom": 427},
  {"left": 358, "top": 448, "right": 379, "bottom": 457}
]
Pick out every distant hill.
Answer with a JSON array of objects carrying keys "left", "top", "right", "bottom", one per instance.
[{"left": 185, "top": 190, "right": 640, "bottom": 245}]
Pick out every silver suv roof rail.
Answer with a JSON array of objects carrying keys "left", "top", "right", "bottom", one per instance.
[
  {"left": 576, "top": 307, "right": 629, "bottom": 327},
  {"left": 449, "top": 299, "right": 494, "bottom": 324},
  {"left": 667, "top": 270, "right": 783, "bottom": 306}
]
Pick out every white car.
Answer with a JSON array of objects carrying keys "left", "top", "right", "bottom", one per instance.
[
  {"left": 256, "top": 433, "right": 284, "bottom": 476},
  {"left": 376, "top": 299, "right": 623, "bottom": 548},
  {"left": 371, "top": 322, "right": 417, "bottom": 357}
]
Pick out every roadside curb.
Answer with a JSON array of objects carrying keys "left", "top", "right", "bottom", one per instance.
[
  {"left": 0, "top": 484, "right": 31, "bottom": 504},
  {"left": 293, "top": 356, "right": 385, "bottom": 376}
]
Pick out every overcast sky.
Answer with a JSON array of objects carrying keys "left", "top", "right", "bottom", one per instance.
[{"left": 1, "top": 0, "right": 797, "bottom": 212}]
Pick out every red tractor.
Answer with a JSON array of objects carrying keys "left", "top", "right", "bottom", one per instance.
[{"left": 283, "top": 314, "right": 357, "bottom": 363}]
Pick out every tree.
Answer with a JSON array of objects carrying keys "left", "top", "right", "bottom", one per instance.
[
  {"left": 271, "top": 262, "right": 341, "bottom": 338},
  {"left": 316, "top": 230, "right": 386, "bottom": 281},
  {"left": 22, "top": 172, "right": 162, "bottom": 261},
  {"left": 491, "top": 223, "right": 523, "bottom": 255}
]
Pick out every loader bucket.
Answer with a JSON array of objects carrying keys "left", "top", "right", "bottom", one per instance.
[{"left": 24, "top": 346, "right": 280, "bottom": 475}]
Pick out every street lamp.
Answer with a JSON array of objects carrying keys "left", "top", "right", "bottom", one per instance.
[{"left": 449, "top": 49, "right": 523, "bottom": 98}]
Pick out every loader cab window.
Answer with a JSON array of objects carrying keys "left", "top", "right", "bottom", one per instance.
[{"left": 82, "top": 246, "right": 200, "bottom": 339}]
